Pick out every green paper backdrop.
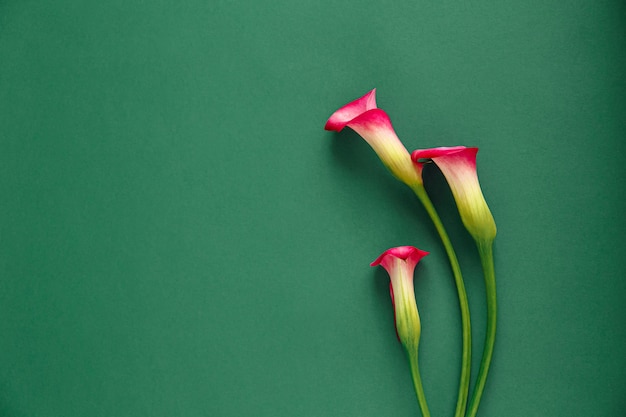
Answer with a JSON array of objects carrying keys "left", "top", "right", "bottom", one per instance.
[{"left": 1, "top": 1, "right": 625, "bottom": 416}]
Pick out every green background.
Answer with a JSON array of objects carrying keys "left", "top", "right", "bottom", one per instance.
[{"left": 1, "top": 0, "right": 624, "bottom": 416}]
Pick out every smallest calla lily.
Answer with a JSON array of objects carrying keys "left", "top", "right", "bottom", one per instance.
[
  {"left": 371, "top": 246, "right": 429, "bottom": 352},
  {"left": 412, "top": 147, "right": 496, "bottom": 243},
  {"left": 325, "top": 90, "right": 422, "bottom": 187}
]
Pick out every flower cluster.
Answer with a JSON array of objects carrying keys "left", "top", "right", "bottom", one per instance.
[{"left": 325, "top": 90, "right": 498, "bottom": 417}]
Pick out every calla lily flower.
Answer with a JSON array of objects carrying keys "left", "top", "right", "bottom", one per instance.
[
  {"left": 325, "top": 90, "right": 422, "bottom": 187},
  {"left": 412, "top": 147, "right": 496, "bottom": 243},
  {"left": 371, "top": 246, "right": 432, "bottom": 417},
  {"left": 412, "top": 147, "right": 498, "bottom": 417},
  {"left": 371, "top": 246, "right": 429, "bottom": 351}
]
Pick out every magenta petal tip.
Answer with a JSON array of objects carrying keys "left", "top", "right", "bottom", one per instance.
[
  {"left": 324, "top": 89, "right": 377, "bottom": 131},
  {"left": 370, "top": 246, "right": 429, "bottom": 268}
]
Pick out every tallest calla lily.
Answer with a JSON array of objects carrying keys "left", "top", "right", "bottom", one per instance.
[
  {"left": 325, "top": 89, "right": 422, "bottom": 188},
  {"left": 412, "top": 146, "right": 497, "bottom": 417}
]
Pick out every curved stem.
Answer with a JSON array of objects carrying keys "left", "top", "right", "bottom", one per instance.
[
  {"left": 407, "top": 349, "right": 431, "bottom": 417},
  {"left": 465, "top": 239, "right": 496, "bottom": 417},
  {"left": 411, "top": 184, "right": 472, "bottom": 417}
]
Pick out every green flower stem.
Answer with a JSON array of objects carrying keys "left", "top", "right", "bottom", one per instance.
[
  {"left": 465, "top": 239, "right": 496, "bottom": 417},
  {"left": 407, "top": 349, "right": 431, "bottom": 417},
  {"left": 411, "top": 184, "right": 472, "bottom": 417}
]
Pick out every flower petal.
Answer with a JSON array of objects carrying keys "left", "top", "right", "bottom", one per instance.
[
  {"left": 370, "top": 246, "right": 429, "bottom": 274},
  {"left": 411, "top": 147, "right": 496, "bottom": 242},
  {"left": 411, "top": 146, "right": 472, "bottom": 166},
  {"left": 371, "top": 246, "right": 428, "bottom": 349},
  {"left": 325, "top": 91, "right": 422, "bottom": 186},
  {"left": 389, "top": 282, "right": 401, "bottom": 342},
  {"left": 345, "top": 109, "right": 421, "bottom": 186},
  {"left": 324, "top": 89, "right": 377, "bottom": 131}
]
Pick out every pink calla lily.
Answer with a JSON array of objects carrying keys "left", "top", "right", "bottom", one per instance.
[
  {"left": 371, "top": 246, "right": 429, "bottom": 350},
  {"left": 413, "top": 147, "right": 498, "bottom": 417},
  {"left": 412, "top": 147, "right": 496, "bottom": 243},
  {"left": 325, "top": 90, "right": 422, "bottom": 187}
]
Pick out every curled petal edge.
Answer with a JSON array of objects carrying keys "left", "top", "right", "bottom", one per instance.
[
  {"left": 411, "top": 146, "right": 476, "bottom": 169},
  {"left": 324, "top": 89, "right": 377, "bottom": 131},
  {"left": 370, "top": 246, "right": 429, "bottom": 273}
]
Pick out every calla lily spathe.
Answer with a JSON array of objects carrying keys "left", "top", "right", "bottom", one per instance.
[
  {"left": 325, "top": 90, "right": 422, "bottom": 187},
  {"left": 371, "top": 246, "right": 432, "bottom": 417},
  {"left": 371, "top": 246, "right": 428, "bottom": 351},
  {"left": 412, "top": 146, "right": 496, "bottom": 243}
]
